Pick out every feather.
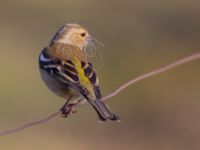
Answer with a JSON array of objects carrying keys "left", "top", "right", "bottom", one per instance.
[{"left": 39, "top": 43, "right": 119, "bottom": 121}]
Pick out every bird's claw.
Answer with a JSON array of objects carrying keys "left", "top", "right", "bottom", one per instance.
[{"left": 60, "top": 104, "right": 77, "bottom": 118}]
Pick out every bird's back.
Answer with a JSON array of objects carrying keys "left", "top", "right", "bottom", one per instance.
[{"left": 47, "top": 43, "right": 87, "bottom": 62}]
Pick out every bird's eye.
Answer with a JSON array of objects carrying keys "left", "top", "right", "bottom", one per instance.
[{"left": 80, "top": 32, "right": 86, "bottom": 37}]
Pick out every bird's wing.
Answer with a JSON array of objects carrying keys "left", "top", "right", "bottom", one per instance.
[
  {"left": 39, "top": 49, "right": 79, "bottom": 86},
  {"left": 80, "top": 62, "right": 102, "bottom": 99},
  {"left": 39, "top": 49, "right": 102, "bottom": 99}
]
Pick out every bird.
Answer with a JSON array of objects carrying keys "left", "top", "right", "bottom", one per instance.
[{"left": 39, "top": 23, "right": 120, "bottom": 122}]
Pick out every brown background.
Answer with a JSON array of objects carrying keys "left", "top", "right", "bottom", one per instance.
[{"left": 0, "top": 0, "right": 200, "bottom": 150}]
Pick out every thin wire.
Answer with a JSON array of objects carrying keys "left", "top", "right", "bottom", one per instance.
[
  {"left": 102, "top": 52, "right": 200, "bottom": 101},
  {"left": 0, "top": 112, "right": 60, "bottom": 136},
  {"left": 0, "top": 52, "right": 199, "bottom": 137}
]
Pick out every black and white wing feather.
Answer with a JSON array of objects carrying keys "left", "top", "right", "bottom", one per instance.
[
  {"left": 39, "top": 49, "right": 79, "bottom": 86},
  {"left": 39, "top": 48, "right": 101, "bottom": 99}
]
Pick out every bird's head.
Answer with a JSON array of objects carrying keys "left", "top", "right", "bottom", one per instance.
[{"left": 51, "top": 23, "right": 92, "bottom": 50}]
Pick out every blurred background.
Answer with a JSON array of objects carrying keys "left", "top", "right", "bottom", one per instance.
[{"left": 0, "top": 0, "right": 200, "bottom": 150}]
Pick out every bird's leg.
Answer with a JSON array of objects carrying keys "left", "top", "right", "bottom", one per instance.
[
  {"left": 69, "top": 98, "right": 84, "bottom": 114},
  {"left": 60, "top": 96, "right": 73, "bottom": 118},
  {"left": 59, "top": 96, "right": 82, "bottom": 118}
]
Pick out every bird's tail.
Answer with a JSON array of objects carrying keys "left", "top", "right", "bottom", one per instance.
[{"left": 90, "top": 100, "right": 120, "bottom": 122}]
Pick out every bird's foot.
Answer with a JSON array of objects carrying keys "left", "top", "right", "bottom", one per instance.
[{"left": 60, "top": 104, "right": 77, "bottom": 118}]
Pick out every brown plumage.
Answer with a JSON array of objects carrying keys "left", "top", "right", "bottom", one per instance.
[{"left": 47, "top": 43, "right": 87, "bottom": 61}]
